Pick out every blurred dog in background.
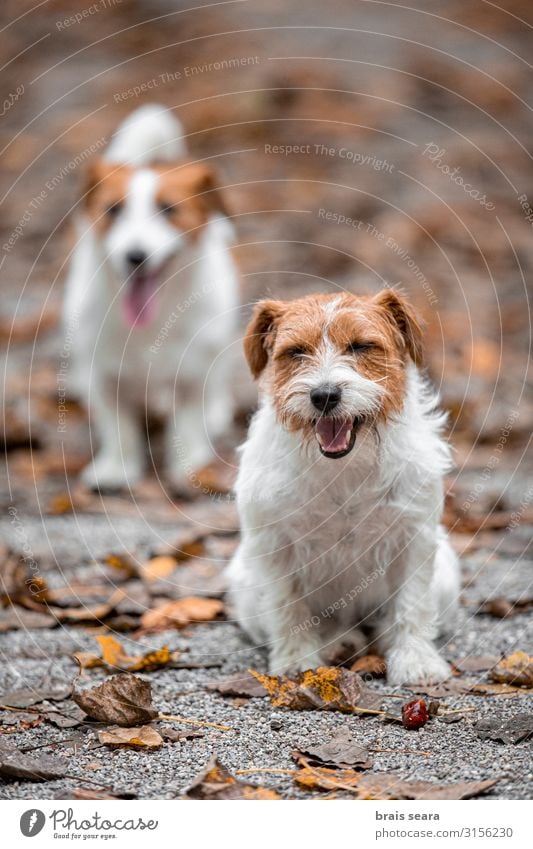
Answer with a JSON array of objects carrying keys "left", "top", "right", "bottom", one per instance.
[{"left": 63, "top": 104, "right": 239, "bottom": 491}]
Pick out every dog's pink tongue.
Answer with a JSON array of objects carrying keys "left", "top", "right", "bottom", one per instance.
[
  {"left": 123, "top": 272, "right": 158, "bottom": 328},
  {"left": 315, "top": 417, "right": 352, "bottom": 453}
]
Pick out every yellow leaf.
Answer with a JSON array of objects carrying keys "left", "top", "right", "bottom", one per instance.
[
  {"left": 250, "top": 666, "right": 376, "bottom": 713},
  {"left": 490, "top": 651, "right": 533, "bottom": 688},
  {"left": 140, "top": 556, "right": 178, "bottom": 582}
]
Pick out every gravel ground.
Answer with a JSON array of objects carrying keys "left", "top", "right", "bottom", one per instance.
[{"left": 0, "top": 512, "right": 531, "bottom": 801}]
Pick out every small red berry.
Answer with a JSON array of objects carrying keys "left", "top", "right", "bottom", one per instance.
[{"left": 402, "top": 698, "right": 428, "bottom": 729}]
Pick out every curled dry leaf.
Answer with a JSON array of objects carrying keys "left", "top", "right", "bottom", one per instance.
[
  {"left": 250, "top": 667, "right": 381, "bottom": 714},
  {"left": 0, "top": 551, "right": 49, "bottom": 609},
  {"left": 141, "top": 596, "right": 224, "bottom": 632},
  {"left": 295, "top": 727, "right": 373, "bottom": 769},
  {"left": 185, "top": 754, "right": 281, "bottom": 800},
  {"left": 489, "top": 652, "right": 533, "bottom": 688},
  {"left": 98, "top": 724, "right": 163, "bottom": 749},
  {"left": 74, "top": 635, "right": 174, "bottom": 673},
  {"left": 206, "top": 671, "right": 268, "bottom": 698},
  {"left": 73, "top": 673, "right": 158, "bottom": 726},
  {"left": 350, "top": 654, "right": 387, "bottom": 677},
  {"left": 294, "top": 759, "right": 363, "bottom": 792}
]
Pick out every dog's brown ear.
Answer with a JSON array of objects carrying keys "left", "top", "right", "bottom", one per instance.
[
  {"left": 243, "top": 300, "right": 285, "bottom": 378},
  {"left": 83, "top": 158, "right": 118, "bottom": 205},
  {"left": 373, "top": 289, "right": 424, "bottom": 366},
  {"left": 183, "top": 163, "right": 229, "bottom": 217}
]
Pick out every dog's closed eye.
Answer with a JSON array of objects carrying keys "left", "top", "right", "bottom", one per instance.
[
  {"left": 107, "top": 201, "right": 123, "bottom": 218},
  {"left": 345, "top": 340, "right": 376, "bottom": 355},
  {"left": 279, "top": 345, "right": 310, "bottom": 360},
  {"left": 158, "top": 200, "right": 177, "bottom": 217}
]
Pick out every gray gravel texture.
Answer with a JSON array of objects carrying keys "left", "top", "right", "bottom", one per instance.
[{"left": 0, "top": 511, "right": 531, "bottom": 801}]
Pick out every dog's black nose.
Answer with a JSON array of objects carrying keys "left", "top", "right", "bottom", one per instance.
[
  {"left": 126, "top": 249, "right": 147, "bottom": 267},
  {"left": 310, "top": 385, "right": 342, "bottom": 414}
]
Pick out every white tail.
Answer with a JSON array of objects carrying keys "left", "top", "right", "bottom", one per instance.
[{"left": 104, "top": 104, "right": 187, "bottom": 166}]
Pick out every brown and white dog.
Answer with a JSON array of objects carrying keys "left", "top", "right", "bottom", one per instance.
[
  {"left": 227, "top": 290, "right": 459, "bottom": 684},
  {"left": 63, "top": 105, "right": 238, "bottom": 490}
]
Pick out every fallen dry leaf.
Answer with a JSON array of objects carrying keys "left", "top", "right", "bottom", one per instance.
[
  {"left": 250, "top": 667, "right": 382, "bottom": 714},
  {"left": 206, "top": 671, "right": 268, "bottom": 698},
  {"left": 350, "top": 654, "right": 386, "bottom": 677},
  {"left": 481, "top": 597, "right": 533, "bottom": 618},
  {"left": 295, "top": 761, "right": 363, "bottom": 792},
  {"left": 295, "top": 727, "right": 373, "bottom": 769},
  {"left": 489, "top": 652, "right": 533, "bottom": 688},
  {"left": 160, "top": 727, "right": 204, "bottom": 742},
  {"left": 354, "top": 775, "right": 499, "bottom": 800},
  {"left": 0, "top": 550, "right": 49, "bottom": 609},
  {"left": 88, "top": 635, "right": 174, "bottom": 673},
  {"left": 185, "top": 755, "right": 281, "bottom": 799},
  {"left": 98, "top": 724, "right": 163, "bottom": 749},
  {"left": 475, "top": 713, "right": 533, "bottom": 745},
  {"left": 73, "top": 674, "right": 158, "bottom": 726},
  {"left": 141, "top": 596, "right": 224, "bottom": 631},
  {"left": 0, "top": 740, "right": 67, "bottom": 782},
  {"left": 72, "top": 788, "right": 137, "bottom": 800},
  {"left": 454, "top": 655, "right": 501, "bottom": 673},
  {"left": 139, "top": 556, "right": 179, "bottom": 582}
]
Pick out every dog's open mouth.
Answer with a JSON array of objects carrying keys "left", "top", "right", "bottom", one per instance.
[
  {"left": 314, "top": 416, "right": 362, "bottom": 459},
  {"left": 123, "top": 270, "right": 160, "bottom": 328}
]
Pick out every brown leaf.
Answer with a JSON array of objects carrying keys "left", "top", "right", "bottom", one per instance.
[
  {"left": 206, "top": 671, "right": 268, "bottom": 698},
  {"left": 454, "top": 655, "right": 500, "bottom": 673},
  {"left": 251, "top": 667, "right": 381, "bottom": 714},
  {"left": 104, "top": 552, "right": 139, "bottom": 579},
  {"left": 140, "top": 596, "right": 224, "bottom": 631},
  {"left": 47, "top": 588, "right": 126, "bottom": 624},
  {"left": 72, "top": 788, "right": 137, "bottom": 800},
  {"left": 490, "top": 652, "right": 533, "bottom": 688},
  {"left": 0, "top": 740, "right": 67, "bottom": 781},
  {"left": 160, "top": 726, "right": 204, "bottom": 742},
  {"left": 350, "top": 654, "right": 386, "bottom": 677},
  {"left": 481, "top": 597, "right": 533, "bottom": 618},
  {"left": 73, "top": 674, "right": 158, "bottom": 726},
  {"left": 139, "top": 556, "right": 178, "bottom": 582},
  {"left": 0, "top": 550, "right": 49, "bottom": 609},
  {"left": 295, "top": 727, "right": 373, "bottom": 769},
  {"left": 185, "top": 755, "right": 281, "bottom": 800},
  {"left": 98, "top": 724, "right": 163, "bottom": 749},
  {"left": 354, "top": 775, "right": 499, "bottom": 800}
]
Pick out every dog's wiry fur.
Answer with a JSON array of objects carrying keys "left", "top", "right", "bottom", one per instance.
[
  {"left": 227, "top": 290, "right": 459, "bottom": 684},
  {"left": 63, "top": 105, "right": 238, "bottom": 490}
]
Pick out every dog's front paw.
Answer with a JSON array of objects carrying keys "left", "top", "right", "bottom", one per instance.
[
  {"left": 386, "top": 639, "right": 451, "bottom": 686},
  {"left": 81, "top": 457, "right": 142, "bottom": 492}
]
